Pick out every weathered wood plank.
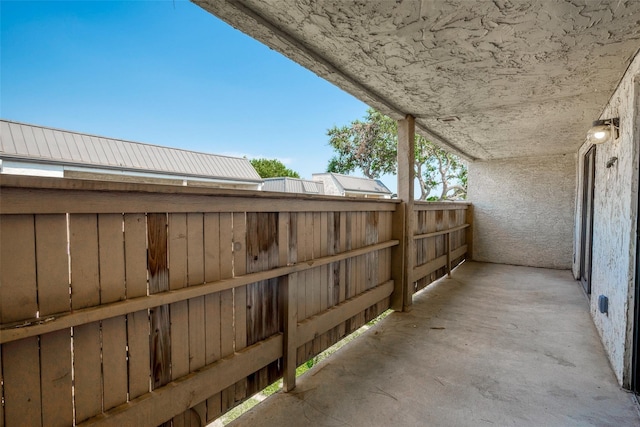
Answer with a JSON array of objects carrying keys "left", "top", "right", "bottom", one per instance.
[
  {"left": 169, "top": 213, "right": 188, "bottom": 291},
  {"left": 232, "top": 212, "right": 247, "bottom": 402},
  {"left": 311, "top": 212, "right": 322, "bottom": 355},
  {"left": 3, "top": 337, "right": 42, "bottom": 426},
  {"left": 1, "top": 185, "right": 398, "bottom": 215},
  {"left": 296, "top": 281, "right": 393, "bottom": 347},
  {"left": 413, "top": 201, "right": 470, "bottom": 211},
  {"left": 147, "top": 213, "right": 171, "bottom": 392},
  {"left": 0, "top": 344, "right": 3, "bottom": 427},
  {"left": 413, "top": 246, "right": 467, "bottom": 281},
  {"left": 35, "top": 214, "right": 70, "bottom": 316},
  {"left": 413, "top": 223, "right": 469, "bottom": 240},
  {"left": 0, "top": 240, "right": 398, "bottom": 343},
  {"left": 204, "top": 213, "right": 222, "bottom": 421},
  {"left": 78, "top": 335, "right": 282, "bottom": 427},
  {"left": 0, "top": 214, "right": 37, "bottom": 324},
  {"left": 187, "top": 213, "right": 206, "bottom": 374},
  {"left": 390, "top": 202, "right": 406, "bottom": 310},
  {"left": 124, "top": 213, "right": 148, "bottom": 299},
  {"left": 74, "top": 321, "right": 102, "bottom": 423},
  {"left": 70, "top": 214, "right": 100, "bottom": 310},
  {"left": 124, "top": 214, "right": 150, "bottom": 401},
  {"left": 98, "top": 214, "right": 126, "bottom": 304},
  {"left": 295, "top": 212, "right": 306, "bottom": 364},
  {"left": 102, "top": 316, "right": 128, "bottom": 411},
  {"left": 167, "top": 212, "right": 190, "bottom": 386},
  {"left": 219, "top": 213, "right": 235, "bottom": 412},
  {"left": 97, "top": 214, "right": 129, "bottom": 413},
  {"left": 127, "top": 310, "right": 150, "bottom": 400}
]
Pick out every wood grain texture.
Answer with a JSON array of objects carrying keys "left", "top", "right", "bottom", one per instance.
[
  {"left": 102, "top": 316, "right": 128, "bottom": 411},
  {"left": 232, "top": 212, "right": 247, "bottom": 403},
  {"left": 98, "top": 214, "right": 126, "bottom": 304},
  {"left": 147, "top": 213, "right": 171, "bottom": 390},
  {"left": 69, "top": 214, "right": 100, "bottom": 310},
  {"left": 127, "top": 309, "right": 150, "bottom": 400},
  {"left": 0, "top": 184, "right": 397, "bottom": 215},
  {"left": 0, "top": 240, "right": 398, "bottom": 345},
  {"left": 0, "top": 214, "right": 37, "bottom": 324},
  {"left": 77, "top": 335, "right": 282, "bottom": 427},
  {"left": 2, "top": 337, "right": 41, "bottom": 426},
  {"left": 74, "top": 321, "right": 102, "bottom": 423},
  {"left": 204, "top": 213, "right": 222, "bottom": 422},
  {"left": 124, "top": 213, "right": 148, "bottom": 299},
  {"left": 35, "top": 214, "right": 70, "bottom": 316}
]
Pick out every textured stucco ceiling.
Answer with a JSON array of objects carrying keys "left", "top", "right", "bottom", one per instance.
[{"left": 194, "top": 0, "right": 640, "bottom": 160}]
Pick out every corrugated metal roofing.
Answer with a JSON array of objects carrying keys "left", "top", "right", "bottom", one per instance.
[
  {"left": 314, "top": 173, "right": 392, "bottom": 194},
  {"left": 0, "top": 119, "right": 262, "bottom": 182},
  {"left": 263, "top": 177, "right": 324, "bottom": 194}
]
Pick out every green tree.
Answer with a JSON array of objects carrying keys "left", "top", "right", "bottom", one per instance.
[
  {"left": 250, "top": 158, "right": 300, "bottom": 179},
  {"left": 326, "top": 109, "right": 397, "bottom": 179},
  {"left": 326, "top": 108, "right": 467, "bottom": 200}
]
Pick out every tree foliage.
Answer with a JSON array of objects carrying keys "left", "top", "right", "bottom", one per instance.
[
  {"left": 326, "top": 108, "right": 467, "bottom": 200},
  {"left": 250, "top": 158, "right": 300, "bottom": 179}
]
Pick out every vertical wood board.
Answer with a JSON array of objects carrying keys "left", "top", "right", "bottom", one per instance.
[
  {"left": 0, "top": 214, "right": 37, "bottom": 323},
  {"left": 35, "top": 214, "right": 70, "bottom": 316},
  {"left": 40, "top": 329, "right": 73, "bottom": 427},
  {"left": 69, "top": 214, "right": 100, "bottom": 310}
]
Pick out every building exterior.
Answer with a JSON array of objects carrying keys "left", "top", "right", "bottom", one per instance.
[
  {"left": 0, "top": 119, "right": 263, "bottom": 190},
  {"left": 312, "top": 172, "right": 392, "bottom": 199},
  {"left": 262, "top": 177, "right": 324, "bottom": 195},
  {"left": 199, "top": 0, "right": 640, "bottom": 393}
]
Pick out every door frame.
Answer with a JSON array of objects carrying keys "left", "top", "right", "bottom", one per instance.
[{"left": 580, "top": 145, "right": 596, "bottom": 296}]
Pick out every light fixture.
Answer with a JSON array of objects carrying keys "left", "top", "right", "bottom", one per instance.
[{"left": 587, "top": 118, "right": 619, "bottom": 143}]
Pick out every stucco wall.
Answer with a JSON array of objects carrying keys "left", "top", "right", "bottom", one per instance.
[
  {"left": 573, "top": 52, "right": 640, "bottom": 387},
  {"left": 468, "top": 154, "right": 576, "bottom": 269}
]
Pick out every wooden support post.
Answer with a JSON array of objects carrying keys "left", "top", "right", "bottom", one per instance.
[
  {"left": 397, "top": 115, "right": 415, "bottom": 311},
  {"left": 282, "top": 273, "right": 297, "bottom": 391}
]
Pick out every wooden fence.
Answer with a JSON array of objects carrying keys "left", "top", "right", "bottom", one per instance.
[
  {"left": 0, "top": 176, "right": 470, "bottom": 426},
  {"left": 411, "top": 201, "right": 471, "bottom": 294}
]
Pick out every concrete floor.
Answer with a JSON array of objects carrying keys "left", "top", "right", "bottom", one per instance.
[{"left": 229, "top": 262, "right": 640, "bottom": 427}]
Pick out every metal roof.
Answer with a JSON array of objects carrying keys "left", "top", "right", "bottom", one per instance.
[
  {"left": 313, "top": 173, "right": 392, "bottom": 195},
  {"left": 0, "top": 119, "right": 262, "bottom": 183},
  {"left": 263, "top": 177, "right": 324, "bottom": 194}
]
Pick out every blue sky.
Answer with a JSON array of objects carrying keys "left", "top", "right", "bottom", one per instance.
[{"left": 1, "top": 1, "right": 397, "bottom": 189}]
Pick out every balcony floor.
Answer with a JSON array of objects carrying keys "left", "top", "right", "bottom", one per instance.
[{"left": 230, "top": 262, "right": 640, "bottom": 426}]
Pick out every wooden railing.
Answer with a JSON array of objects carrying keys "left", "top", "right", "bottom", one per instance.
[
  {"left": 0, "top": 176, "right": 471, "bottom": 426},
  {"left": 411, "top": 201, "right": 471, "bottom": 294}
]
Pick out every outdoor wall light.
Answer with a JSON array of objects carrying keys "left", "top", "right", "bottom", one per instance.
[{"left": 587, "top": 118, "right": 619, "bottom": 143}]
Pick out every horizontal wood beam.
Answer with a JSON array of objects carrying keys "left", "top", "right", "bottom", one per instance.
[
  {"left": 0, "top": 187, "right": 397, "bottom": 214},
  {"left": 413, "top": 202, "right": 470, "bottom": 211},
  {"left": 412, "top": 246, "right": 467, "bottom": 282},
  {"left": 1, "top": 240, "right": 398, "bottom": 343},
  {"left": 79, "top": 334, "right": 282, "bottom": 427},
  {"left": 413, "top": 224, "right": 469, "bottom": 240},
  {"left": 296, "top": 280, "right": 393, "bottom": 346}
]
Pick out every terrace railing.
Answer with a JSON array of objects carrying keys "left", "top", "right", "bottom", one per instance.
[{"left": 0, "top": 175, "right": 471, "bottom": 426}]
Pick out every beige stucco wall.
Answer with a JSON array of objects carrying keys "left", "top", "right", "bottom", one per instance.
[
  {"left": 468, "top": 154, "right": 576, "bottom": 269},
  {"left": 573, "top": 52, "right": 640, "bottom": 387}
]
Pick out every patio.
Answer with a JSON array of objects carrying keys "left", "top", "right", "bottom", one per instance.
[{"left": 229, "top": 262, "right": 640, "bottom": 426}]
